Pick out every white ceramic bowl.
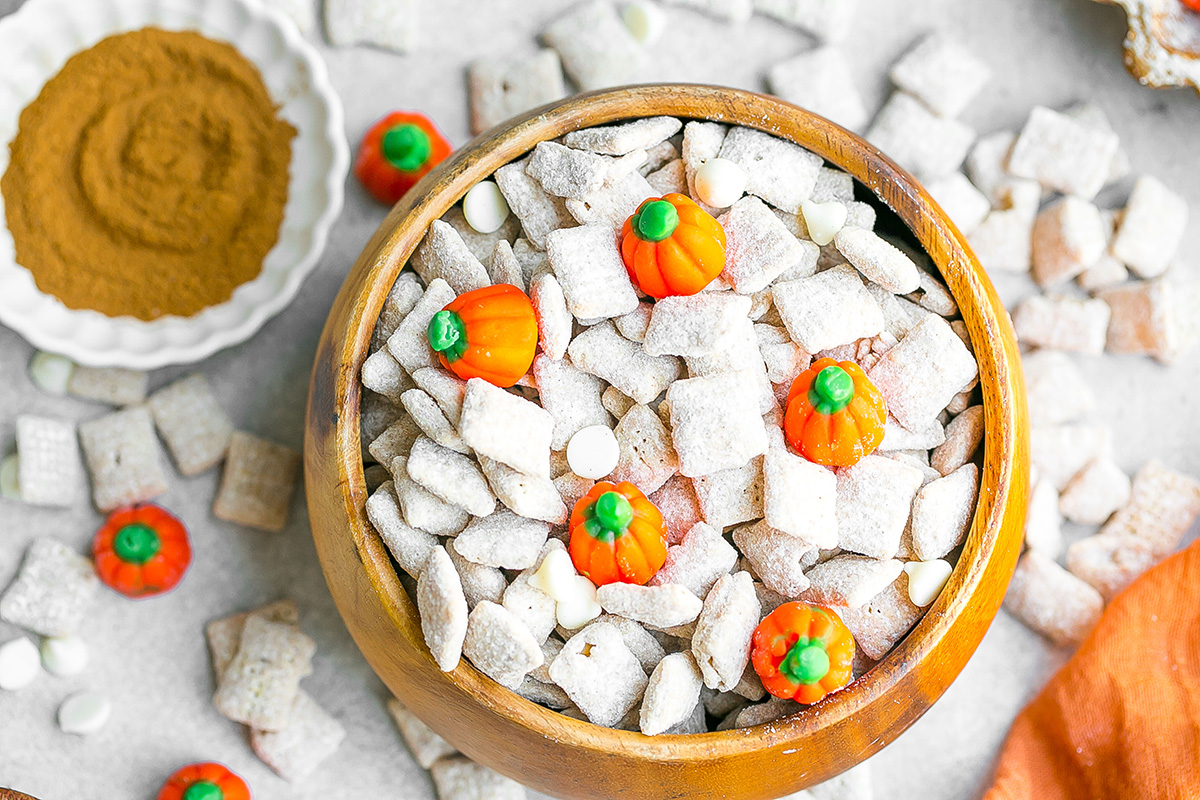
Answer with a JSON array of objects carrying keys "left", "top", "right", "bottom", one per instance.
[{"left": 0, "top": 0, "right": 348, "bottom": 368}]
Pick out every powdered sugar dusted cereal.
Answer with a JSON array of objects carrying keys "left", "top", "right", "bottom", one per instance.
[
  {"left": 495, "top": 157, "right": 575, "bottom": 250},
  {"left": 250, "top": 691, "right": 346, "bottom": 782},
  {"left": 719, "top": 196, "right": 818, "bottom": 293},
  {"left": 551, "top": 621, "right": 647, "bottom": 725},
  {"left": 542, "top": 0, "right": 644, "bottom": 91},
  {"left": 754, "top": 0, "right": 857, "bottom": 41},
  {"left": 1022, "top": 351, "right": 1095, "bottom": 426},
  {"left": 691, "top": 571, "right": 760, "bottom": 691},
  {"left": 418, "top": 546, "right": 469, "bottom": 671},
  {"left": 401, "top": 389, "right": 469, "bottom": 454},
  {"left": 14, "top": 415, "right": 83, "bottom": 507},
  {"left": 0, "top": 539, "right": 98, "bottom": 637},
  {"left": 468, "top": 49, "right": 567, "bottom": 135},
  {"left": 407, "top": 436, "right": 496, "bottom": 516},
  {"left": 596, "top": 583, "right": 703, "bottom": 629},
  {"left": 925, "top": 172, "right": 990, "bottom": 236},
  {"left": 1058, "top": 458, "right": 1130, "bottom": 526},
  {"left": 1031, "top": 196, "right": 1107, "bottom": 288},
  {"left": 1066, "top": 533, "right": 1159, "bottom": 603},
  {"left": 459, "top": 379, "right": 553, "bottom": 477},
  {"left": 1007, "top": 106, "right": 1119, "bottom": 200},
  {"left": 1097, "top": 277, "right": 1188, "bottom": 364},
  {"left": 206, "top": 600, "right": 300, "bottom": 678},
  {"left": 533, "top": 355, "right": 611, "bottom": 450},
  {"left": 835, "top": 455, "right": 925, "bottom": 560},
  {"left": 387, "top": 697, "right": 458, "bottom": 768},
  {"left": 147, "top": 374, "right": 234, "bottom": 476},
  {"left": 762, "top": 445, "right": 838, "bottom": 548},
  {"left": 803, "top": 555, "right": 903, "bottom": 609},
  {"left": 930, "top": 404, "right": 984, "bottom": 476},
  {"left": 479, "top": 457, "right": 568, "bottom": 525},
  {"left": 768, "top": 47, "right": 869, "bottom": 131},
  {"left": 610, "top": 404, "right": 679, "bottom": 493},
  {"left": 547, "top": 225, "right": 639, "bottom": 320},
  {"left": 1012, "top": 294, "right": 1111, "bottom": 355},
  {"left": 910, "top": 463, "right": 979, "bottom": 560},
  {"left": 889, "top": 32, "right": 992, "bottom": 118},
  {"left": 718, "top": 127, "right": 822, "bottom": 213},
  {"left": 732, "top": 521, "right": 815, "bottom": 598},
  {"left": 1099, "top": 460, "right": 1200, "bottom": 558},
  {"left": 67, "top": 366, "right": 148, "bottom": 406},
  {"left": 412, "top": 220, "right": 491, "bottom": 295},
  {"left": 866, "top": 92, "right": 975, "bottom": 182},
  {"left": 868, "top": 315, "right": 977, "bottom": 430},
  {"left": 214, "top": 615, "right": 316, "bottom": 731},
  {"left": 1031, "top": 423, "right": 1113, "bottom": 491},
  {"left": 455, "top": 512, "right": 550, "bottom": 570},
  {"left": 324, "top": 0, "right": 416, "bottom": 51},
  {"left": 834, "top": 573, "right": 923, "bottom": 660},
  {"left": 79, "top": 406, "right": 169, "bottom": 512},
  {"left": 1110, "top": 175, "right": 1187, "bottom": 279},
  {"left": 667, "top": 373, "right": 768, "bottom": 477},
  {"left": 464, "top": 601, "right": 544, "bottom": 689},
  {"left": 772, "top": 264, "right": 884, "bottom": 354},
  {"left": 569, "top": 321, "right": 681, "bottom": 403},
  {"left": 834, "top": 226, "right": 921, "bottom": 294},
  {"left": 366, "top": 483, "right": 437, "bottom": 579},
  {"left": 650, "top": 522, "right": 738, "bottom": 599},
  {"left": 639, "top": 651, "right": 704, "bottom": 735},
  {"left": 1004, "top": 551, "right": 1104, "bottom": 646},
  {"left": 430, "top": 757, "right": 526, "bottom": 800},
  {"left": 213, "top": 432, "right": 300, "bottom": 532},
  {"left": 643, "top": 293, "right": 753, "bottom": 357}
]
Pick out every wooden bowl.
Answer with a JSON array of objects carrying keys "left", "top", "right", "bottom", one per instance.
[{"left": 305, "top": 85, "right": 1029, "bottom": 800}]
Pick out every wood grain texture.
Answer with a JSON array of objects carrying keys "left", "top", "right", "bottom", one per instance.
[{"left": 304, "top": 85, "right": 1029, "bottom": 800}]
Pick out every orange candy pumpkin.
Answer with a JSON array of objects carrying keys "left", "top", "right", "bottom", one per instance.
[
  {"left": 620, "top": 193, "right": 727, "bottom": 297},
  {"left": 783, "top": 357, "right": 887, "bottom": 467},
  {"left": 568, "top": 481, "right": 667, "bottom": 586},
  {"left": 751, "top": 601, "right": 856, "bottom": 704},
  {"left": 426, "top": 284, "right": 538, "bottom": 388},
  {"left": 93, "top": 504, "right": 191, "bottom": 598},
  {"left": 157, "top": 762, "right": 250, "bottom": 800}
]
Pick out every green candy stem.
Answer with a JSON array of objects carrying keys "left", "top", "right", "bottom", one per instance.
[
  {"left": 426, "top": 310, "right": 467, "bottom": 362},
  {"left": 808, "top": 365, "right": 855, "bottom": 415},
  {"left": 382, "top": 123, "right": 432, "bottom": 172},
  {"left": 632, "top": 199, "right": 680, "bottom": 242},
  {"left": 113, "top": 523, "right": 161, "bottom": 565},
  {"left": 182, "top": 781, "right": 224, "bottom": 800},
  {"left": 778, "top": 640, "right": 831, "bottom": 686},
  {"left": 586, "top": 491, "right": 634, "bottom": 543}
]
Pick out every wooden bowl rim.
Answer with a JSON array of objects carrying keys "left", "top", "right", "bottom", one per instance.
[{"left": 312, "top": 84, "right": 1027, "bottom": 762}]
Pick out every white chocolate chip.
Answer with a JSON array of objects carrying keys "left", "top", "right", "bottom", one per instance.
[
  {"left": 800, "top": 200, "right": 848, "bottom": 247},
  {"left": 40, "top": 636, "right": 89, "bottom": 677},
  {"left": 58, "top": 691, "right": 111, "bottom": 735},
  {"left": 903, "top": 559, "right": 953, "bottom": 607},
  {"left": 0, "top": 454, "right": 19, "bottom": 500},
  {"left": 694, "top": 158, "right": 747, "bottom": 209},
  {"left": 0, "top": 637, "right": 42, "bottom": 691},
  {"left": 566, "top": 424, "right": 620, "bottom": 480},
  {"left": 28, "top": 352, "right": 75, "bottom": 396},
  {"left": 555, "top": 575, "right": 603, "bottom": 630},
  {"left": 621, "top": 1, "right": 667, "bottom": 45},
  {"left": 462, "top": 180, "right": 511, "bottom": 234}
]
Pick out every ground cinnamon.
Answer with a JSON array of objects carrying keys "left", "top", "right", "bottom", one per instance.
[{"left": 1, "top": 27, "right": 296, "bottom": 321}]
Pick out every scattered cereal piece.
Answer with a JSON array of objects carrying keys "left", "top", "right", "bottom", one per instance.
[
  {"left": 0, "top": 538, "right": 98, "bottom": 638},
  {"left": 834, "top": 226, "right": 921, "bottom": 294},
  {"left": 0, "top": 637, "right": 41, "bottom": 691},
  {"left": 1003, "top": 550, "right": 1103, "bottom": 646},
  {"left": 803, "top": 555, "right": 904, "bottom": 608},
  {"left": 479, "top": 457, "right": 569, "bottom": 525},
  {"left": 66, "top": 366, "right": 148, "bottom": 407},
  {"left": 718, "top": 127, "right": 822, "bottom": 213},
  {"left": 1058, "top": 458, "right": 1130, "bottom": 526},
  {"left": 324, "top": 0, "right": 417, "bottom": 51},
  {"left": 551, "top": 621, "right": 648, "bottom": 726},
  {"left": 459, "top": 379, "right": 553, "bottom": 478},
  {"left": 965, "top": 130, "right": 1016, "bottom": 205},
  {"left": 27, "top": 351, "right": 74, "bottom": 396},
  {"left": 532, "top": 355, "right": 611, "bottom": 450},
  {"left": 930, "top": 404, "right": 984, "bottom": 476},
  {"left": 1012, "top": 294, "right": 1111, "bottom": 355},
  {"left": 719, "top": 196, "right": 818, "bottom": 293},
  {"left": 833, "top": 573, "right": 922, "bottom": 659},
  {"left": 368, "top": 416, "right": 420, "bottom": 468},
  {"left": 412, "top": 367, "right": 468, "bottom": 426},
  {"left": 910, "top": 463, "right": 978, "bottom": 560},
  {"left": 1099, "top": 460, "right": 1200, "bottom": 558},
  {"left": 447, "top": 539, "right": 508, "bottom": 609},
  {"left": 387, "top": 279, "right": 458, "bottom": 374},
  {"left": 650, "top": 522, "right": 738, "bottom": 599},
  {"left": 732, "top": 521, "right": 816, "bottom": 598},
  {"left": 39, "top": 635, "right": 89, "bottom": 678},
  {"left": 969, "top": 207, "right": 1033, "bottom": 274},
  {"left": 374, "top": 272, "right": 426, "bottom": 348},
  {"left": 212, "top": 432, "right": 301, "bottom": 532},
  {"left": 542, "top": 0, "right": 645, "bottom": 91},
  {"left": 386, "top": 697, "right": 458, "bottom": 768},
  {"left": 645, "top": 294, "right": 753, "bottom": 358},
  {"left": 772, "top": 264, "right": 884, "bottom": 354},
  {"left": 1031, "top": 196, "right": 1107, "bottom": 288},
  {"left": 755, "top": 324, "right": 810, "bottom": 386},
  {"left": 366, "top": 482, "right": 438, "bottom": 578},
  {"left": 597, "top": 582, "right": 704, "bottom": 629},
  {"left": 564, "top": 116, "right": 682, "bottom": 156},
  {"left": 528, "top": 141, "right": 644, "bottom": 201},
  {"left": 868, "top": 315, "right": 977, "bottom": 430},
  {"left": 361, "top": 349, "right": 412, "bottom": 402},
  {"left": 903, "top": 559, "right": 953, "bottom": 607},
  {"left": 504, "top": 552, "right": 561, "bottom": 645},
  {"left": 431, "top": 757, "right": 525, "bottom": 800},
  {"left": 685, "top": 316, "right": 778, "bottom": 414},
  {"left": 693, "top": 457, "right": 763, "bottom": 530},
  {"left": 1066, "top": 533, "right": 1159, "bottom": 603},
  {"left": 1097, "top": 277, "right": 1188, "bottom": 364},
  {"left": 407, "top": 436, "right": 496, "bottom": 517},
  {"left": 1022, "top": 350, "right": 1095, "bottom": 426},
  {"left": 488, "top": 240, "right": 525, "bottom": 290},
  {"left": 206, "top": 600, "right": 301, "bottom": 678},
  {"left": 691, "top": 571, "right": 760, "bottom": 691},
  {"left": 455, "top": 511, "right": 550, "bottom": 570},
  {"left": 250, "top": 691, "right": 346, "bottom": 782},
  {"left": 495, "top": 157, "right": 576, "bottom": 250},
  {"left": 667, "top": 373, "right": 768, "bottom": 477},
  {"left": 646, "top": 158, "right": 688, "bottom": 196},
  {"left": 768, "top": 46, "right": 869, "bottom": 131},
  {"left": 889, "top": 32, "right": 992, "bottom": 118},
  {"left": 762, "top": 445, "right": 838, "bottom": 548},
  {"left": 640, "top": 651, "right": 705, "bottom": 736},
  {"left": 925, "top": 172, "right": 991, "bottom": 235},
  {"left": 753, "top": 0, "right": 857, "bottom": 42},
  {"left": 361, "top": 395, "right": 404, "bottom": 463},
  {"left": 214, "top": 615, "right": 316, "bottom": 731},
  {"left": 402, "top": 389, "right": 470, "bottom": 454},
  {"left": 418, "top": 546, "right": 469, "bottom": 671},
  {"left": 569, "top": 321, "right": 681, "bottom": 403},
  {"left": 78, "top": 407, "right": 169, "bottom": 512},
  {"left": 866, "top": 92, "right": 975, "bottom": 182},
  {"left": 1110, "top": 175, "right": 1188, "bottom": 279},
  {"left": 1024, "top": 478, "right": 1064, "bottom": 558},
  {"left": 547, "top": 224, "right": 639, "bottom": 320},
  {"left": 879, "top": 416, "right": 946, "bottom": 452},
  {"left": 468, "top": 49, "right": 567, "bottom": 135},
  {"left": 835, "top": 455, "right": 925, "bottom": 560},
  {"left": 650, "top": 475, "right": 704, "bottom": 545},
  {"left": 57, "top": 690, "right": 111, "bottom": 736},
  {"left": 610, "top": 405, "right": 679, "bottom": 493},
  {"left": 14, "top": 415, "right": 83, "bottom": 507},
  {"left": 464, "top": 601, "right": 545, "bottom": 689},
  {"left": 412, "top": 220, "right": 491, "bottom": 295},
  {"left": 1030, "top": 423, "right": 1113, "bottom": 491},
  {"left": 1007, "top": 106, "right": 1119, "bottom": 200}
]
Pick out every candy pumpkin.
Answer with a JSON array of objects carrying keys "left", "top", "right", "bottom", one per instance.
[
  {"left": 355, "top": 111, "right": 452, "bottom": 205},
  {"left": 751, "top": 601, "right": 855, "bottom": 703},
  {"left": 157, "top": 762, "right": 250, "bottom": 800},
  {"left": 620, "top": 193, "right": 727, "bottom": 297},
  {"left": 93, "top": 504, "right": 192, "bottom": 598},
  {"left": 569, "top": 481, "right": 667, "bottom": 586},
  {"left": 783, "top": 357, "right": 887, "bottom": 467},
  {"left": 427, "top": 284, "right": 538, "bottom": 388}
]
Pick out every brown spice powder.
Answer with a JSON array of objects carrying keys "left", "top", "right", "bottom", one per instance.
[{"left": 1, "top": 27, "right": 296, "bottom": 321}]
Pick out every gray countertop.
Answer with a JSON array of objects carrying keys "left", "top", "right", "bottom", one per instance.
[{"left": 1, "top": 0, "right": 1198, "bottom": 798}]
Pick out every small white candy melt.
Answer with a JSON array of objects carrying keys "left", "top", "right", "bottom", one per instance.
[
  {"left": 903, "top": 559, "right": 953, "bottom": 607},
  {"left": 566, "top": 424, "right": 619, "bottom": 480},
  {"left": 694, "top": 158, "right": 747, "bottom": 209},
  {"left": 28, "top": 352, "right": 75, "bottom": 395},
  {"left": 801, "top": 200, "right": 848, "bottom": 247},
  {"left": 621, "top": 1, "right": 667, "bottom": 45},
  {"left": 462, "top": 180, "right": 511, "bottom": 234},
  {"left": 0, "top": 637, "right": 42, "bottom": 691},
  {"left": 0, "top": 454, "right": 19, "bottom": 500},
  {"left": 58, "top": 691, "right": 111, "bottom": 735},
  {"left": 528, "top": 549, "right": 579, "bottom": 599},
  {"left": 555, "top": 575, "right": 603, "bottom": 630},
  {"left": 41, "top": 636, "right": 89, "bottom": 677}
]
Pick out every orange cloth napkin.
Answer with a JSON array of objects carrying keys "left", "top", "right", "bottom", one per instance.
[{"left": 984, "top": 540, "right": 1200, "bottom": 799}]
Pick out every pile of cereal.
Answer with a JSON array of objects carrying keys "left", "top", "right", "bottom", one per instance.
[{"left": 359, "top": 113, "right": 984, "bottom": 735}]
